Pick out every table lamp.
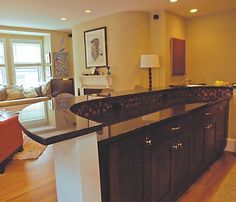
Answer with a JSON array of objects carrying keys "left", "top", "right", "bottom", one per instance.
[{"left": 140, "top": 54, "right": 160, "bottom": 90}]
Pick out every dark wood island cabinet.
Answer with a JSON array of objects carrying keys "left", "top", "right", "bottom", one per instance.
[
  {"left": 98, "top": 99, "right": 230, "bottom": 202},
  {"left": 19, "top": 86, "right": 232, "bottom": 202}
]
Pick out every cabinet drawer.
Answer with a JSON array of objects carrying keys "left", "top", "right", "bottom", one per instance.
[
  {"left": 150, "top": 115, "right": 192, "bottom": 145},
  {"left": 203, "top": 100, "right": 228, "bottom": 119}
]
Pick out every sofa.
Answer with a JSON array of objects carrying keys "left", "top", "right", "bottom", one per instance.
[
  {"left": 0, "top": 84, "right": 50, "bottom": 112},
  {"left": 0, "top": 78, "right": 74, "bottom": 111}
]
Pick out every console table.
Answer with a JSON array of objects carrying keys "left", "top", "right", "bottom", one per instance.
[{"left": 18, "top": 86, "right": 232, "bottom": 202}]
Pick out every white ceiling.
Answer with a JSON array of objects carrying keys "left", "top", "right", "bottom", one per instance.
[{"left": 1, "top": 0, "right": 236, "bottom": 31}]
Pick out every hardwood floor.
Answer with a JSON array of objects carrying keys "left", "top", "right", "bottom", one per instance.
[
  {"left": 0, "top": 146, "right": 57, "bottom": 202},
  {"left": 179, "top": 152, "right": 236, "bottom": 202},
  {"left": 0, "top": 148, "right": 235, "bottom": 202}
]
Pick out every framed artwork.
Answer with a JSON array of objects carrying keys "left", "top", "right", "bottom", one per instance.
[
  {"left": 45, "top": 52, "right": 51, "bottom": 64},
  {"left": 84, "top": 27, "right": 108, "bottom": 68},
  {"left": 45, "top": 65, "right": 52, "bottom": 77},
  {"left": 53, "top": 52, "right": 69, "bottom": 77},
  {"left": 171, "top": 38, "right": 185, "bottom": 76}
]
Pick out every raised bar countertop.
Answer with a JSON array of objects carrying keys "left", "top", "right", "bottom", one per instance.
[{"left": 19, "top": 86, "right": 233, "bottom": 145}]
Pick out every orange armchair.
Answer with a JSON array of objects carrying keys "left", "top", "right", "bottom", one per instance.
[{"left": 0, "top": 115, "right": 23, "bottom": 173}]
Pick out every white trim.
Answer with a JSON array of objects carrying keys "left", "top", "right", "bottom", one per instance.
[
  {"left": 53, "top": 133, "right": 102, "bottom": 202},
  {"left": 10, "top": 38, "right": 42, "bottom": 44},
  {"left": 225, "top": 138, "right": 236, "bottom": 152},
  {"left": 0, "top": 38, "right": 8, "bottom": 84},
  {"left": 0, "top": 30, "right": 49, "bottom": 36}
]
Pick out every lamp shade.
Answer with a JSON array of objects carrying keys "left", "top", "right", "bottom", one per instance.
[{"left": 140, "top": 54, "right": 160, "bottom": 68}]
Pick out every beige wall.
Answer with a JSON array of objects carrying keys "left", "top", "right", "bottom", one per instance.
[
  {"left": 150, "top": 10, "right": 186, "bottom": 87},
  {"left": 165, "top": 11, "right": 186, "bottom": 85},
  {"left": 72, "top": 10, "right": 186, "bottom": 91},
  {"left": 150, "top": 10, "right": 166, "bottom": 87},
  {"left": 186, "top": 10, "right": 236, "bottom": 84},
  {"left": 50, "top": 31, "right": 74, "bottom": 77},
  {"left": 186, "top": 11, "right": 236, "bottom": 139},
  {"left": 72, "top": 11, "right": 150, "bottom": 91},
  {"left": 71, "top": 10, "right": 236, "bottom": 140}
]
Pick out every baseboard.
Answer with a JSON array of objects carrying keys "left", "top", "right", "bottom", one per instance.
[{"left": 225, "top": 138, "right": 236, "bottom": 152}]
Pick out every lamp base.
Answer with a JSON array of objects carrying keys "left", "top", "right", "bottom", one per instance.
[{"left": 148, "top": 67, "right": 152, "bottom": 91}]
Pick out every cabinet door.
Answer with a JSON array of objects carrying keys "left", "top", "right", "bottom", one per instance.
[
  {"left": 204, "top": 120, "right": 216, "bottom": 163},
  {"left": 108, "top": 134, "right": 148, "bottom": 202},
  {"left": 190, "top": 112, "right": 205, "bottom": 177},
  {"left": 215, "top": 102, "right": 228, "bottom": 153},
  {"left": 172, "top": 134, "right": 191, "bottom": 195},
  {"left": 150, "top": 140, "right": 173, "bottom": 202}
]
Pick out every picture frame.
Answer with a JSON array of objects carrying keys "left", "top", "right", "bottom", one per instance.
[
  {"left": 53, "top": 52, "right": 69, "bottom": 77},
  {"left": 84, "top": 27, "right": 108, "bottom": 68},
  {"left": 171, "top": 38, "right": 185, "bottom": 76},
  {"left": 45, "top": 65, "right": 52, "bottom": 77},
  {"left": 45, "top": 52, "right": 51, "bottom": 64}
]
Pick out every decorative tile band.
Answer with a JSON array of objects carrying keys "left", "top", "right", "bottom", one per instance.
[{"left": 70, "top": 87, "right": 233, "bottom": 124}]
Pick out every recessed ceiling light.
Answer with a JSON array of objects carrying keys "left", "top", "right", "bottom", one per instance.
[
  {"left": 170, "top": 0, "right": 178, "bottom": 2},
  {"left": 85, "top": 9, "right": 92, "bottom": 13},
  {"left": 190, "top": 9, "right": 198, "bottom": 13},
  {"left": 61, "top": 17, "right": 67, "bottom": 21}
]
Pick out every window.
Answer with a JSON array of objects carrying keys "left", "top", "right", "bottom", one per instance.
[
  {"left": 11, "top": 40, "right": 43, "bottom": 88},
  {"left": 0, "top": 40, "right": 7, "bottom": 85}
]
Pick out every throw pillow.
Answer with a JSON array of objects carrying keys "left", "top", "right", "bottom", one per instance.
[
  {"left": 34, "top": 86, "right": 43, "bottom": 97},
  {"left": 42, "top": 81, "right": 52, "bottom": 96},
  {"left": 24, "top": 87, "right": 38, "bottom": 98},
  {"left": 6, "top": 85, "right": 25, "bottom": 100},
  {"left": 0, "top": 87, "right": 7, "bottom": 101}
]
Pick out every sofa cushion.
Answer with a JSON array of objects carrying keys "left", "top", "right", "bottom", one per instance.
[
  {"left": 0, "top": 87, "right": 7, "bottom": 101},
  {"left": 51, "top": 78, "right": 74, "bottom": 97},
  {"left": 42, "top": 81, "right": 51, "bottom": 96},
  {"left": 34, "top": 86, "right": 43, "bottom": 97},
  {"left": 0, "top": 96, "right": 50, "bottom": 107},
  {"left": 6, "top": 86, "right": 25, "bottom": 100},
  {"left": 24, "top": 87, "right": 38, "bottom": 98}
]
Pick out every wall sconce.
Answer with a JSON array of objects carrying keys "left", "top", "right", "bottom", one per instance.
[{"left": 140, "top": 54, "right": 160, "bottom": 90}]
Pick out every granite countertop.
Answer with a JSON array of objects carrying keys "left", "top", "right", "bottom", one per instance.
[
  {"left": 19, "top": 95, "right": 206, "bottom": 145},
  {"left": 19, "top": 96, "right": 103, "bottom": 145},
  {"left": 19, "top": 86, "right": 232, "bottom": 145}
]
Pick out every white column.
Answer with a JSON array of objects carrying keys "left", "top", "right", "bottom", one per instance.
[
  {"left": 53, "top": 133, "right": 101, "bottom": 202},
  {"left": 80, "top": 88, "right": 84, "bottom": 95}
]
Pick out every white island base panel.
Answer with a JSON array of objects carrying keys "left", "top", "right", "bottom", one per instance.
[{"left": 53, "top": 133, "right": 102, "bottom": 202}]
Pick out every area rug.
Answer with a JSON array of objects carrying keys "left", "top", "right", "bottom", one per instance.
[
  {"left": 210, "top": 163, "right": 236, "bottom": 202},
  {"left": 13, "top": 134, "right": 46, "bottom": 160}
]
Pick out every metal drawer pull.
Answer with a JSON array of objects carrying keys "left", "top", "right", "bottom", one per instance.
[
  {"left": 145, "top": 139, "right": 152, "bottom": 146},
  {"left": 177, "top": 142, "right": 183, "bottom": 148},
  {"left": 205, "top": 112, "right": 211, "bottom": 116},
  {"left": 172, "top": 144, "right": 178, "bottom": 150},
  {"left": 205, "top": 124, "right": 213, "bottom": 129},
  {"left": 218, "top": 107, "right": 224, "bottom": 110},
  {"left": 171, "top": 126, "right": 182, "bottom": 131}
]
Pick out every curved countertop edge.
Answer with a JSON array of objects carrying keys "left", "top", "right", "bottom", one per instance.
[
  {"left": 19, "top": 87, "right": 233, "bottom": 145},
  {"left": 98, "top": 97, "right": 231, "bottom": 145},
  {"left": 71, "top": 86, "right": 232, "bottom": 122},
  {"left": 21, "top": 124, "right": 103, "bottom": 146},
  {"left": 21, "top": 102, "right": 209, "bottom": 146},
  {"left": 98, "top": 103, "right": 209, "bottom": 144}
]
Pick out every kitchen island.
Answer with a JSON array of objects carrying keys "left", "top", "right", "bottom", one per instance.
[{"left": 19, "top": 86, "right": 232, "bottom": 202}]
